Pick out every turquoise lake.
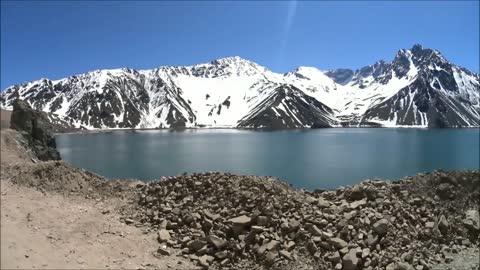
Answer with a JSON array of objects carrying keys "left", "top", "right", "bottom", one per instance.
[{"left": 56, "top": 128, "right": 480, "bottom": 190}]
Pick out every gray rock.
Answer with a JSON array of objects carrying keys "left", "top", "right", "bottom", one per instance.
[
  {"left": 321, "top": 231, "right": 333, "bottom": 240},
  {"left": 306, "top": 240, "right": 318, "bottom": 255},
  {"left": 361, "top": 248, "right": 370, "bottom": 259},
  {"left": 395, "top": 262, "right": 415, "bottom": 270},
  {"left": 438, "top": 215, "right": 449, "bottom": 233},
  {"left": 436, "top": 183, "right": 453, "bottom": 200},
  {"left": 198, "top": 255, "right": 212, "bottom": 268},
  {"left": 307, "top": 224, "right": 322, "bottom": 236},
  {"left": 220, "top": 258, "right": 230, "bottom": 266},
  {"left": 284, "top": 241, "right": 295, "bottom": 251},
  {"left": 256, "top": 244, "right": 268, "bottom": 256},
  {"left": 288, "top": 219, "right": 301, "bottom": 232},
  {"left": 203, "top": 210, "right": 220, "bottom": 221},
  {"left": 157, "top": 246, "right": 171, "bottom": 256},
  {"left": 350, "top": 199, "right": 367, "bottom": 209},
  {"left": 228, "top": 215, "right": 251, "bottom": 225},
  {"left": 318, "top": 197, "right": 331, "bottom": 208},
  {"left": 328, "top": 238, "right": 348, "bottom": 249},
  {"left": 346, "top": 185, "right": 365, "bottom": 201},
  {"left": 342, "top": 249, "right": 359, "bottom": 270},
  {"left": 207, "top": 235, "right": 227, "bottom": 249},
  {"left": 425, "top": 221, "right": 435, "bottom": 229},
  {"left": 214, "top": 250, "right": 228, "bottom": 260},
  {"left": 339, "top": 247, "right": 349, "bottom": 255},
  {"left": 251, "top": 225, "right": 265, "bottom": 233},
  {"left": 265, "top": 240, "right": 280, "bottom": 251},
  {"left": 344, "top": 210, "right": 358, "bottom": 220},
  {"left": 328, "top": 251, "right": 341, "bottom": 263},
  {"left": 279, "top": 250, "right": 292, "bottom": 260},
  {"left": 256, "top": 216, "right": 269, "bottom": 226},
  {"left": 257, "top": 239, "right": 280, "bottom": 256},
  {"left": 265, "top": 251, "right": 278, "bottom": 265},
  {"left": 373, "top": 219, "right": 389, "bottom": 236},
  {"left": 158, "top": 229, "right": 171, "bottom": 242},
  {"left": 465, "top": 209, "right": 479, "bottom": 227},
  {"left": 188, "top": 239, "right": 207, "bottom": 252},
  {"left": 412, "top": 197, "right": 422, "bottom": 205},
  {"left": 366, "top": 234, "right": 378, "bottom": 247}
]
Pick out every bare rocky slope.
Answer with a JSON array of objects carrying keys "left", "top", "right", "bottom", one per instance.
[{"left": 0, "top": 105, "right": 479, "bottom": 269}]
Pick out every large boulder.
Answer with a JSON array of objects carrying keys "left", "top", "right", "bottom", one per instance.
[{"left": 10, "top": 99, "right": 60, "bottom": 161}]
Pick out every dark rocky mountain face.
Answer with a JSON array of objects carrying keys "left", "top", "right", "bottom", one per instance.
[
  {"left": 357, "top": 45, "right": 480, "bottom": 127},
  {"left": 360, "top": 74, "right": 480, "bottom": 127},
  {"left": 1, "top": 70, "right": 197, "bottom": 129},
  {"left": 323, "top": 69, "right": 354, "bottom": 85},
  {"left": 10, "top": 99, "right": 61, "bottom": 161},
  {"left": 1, "top": 45, "right": 478, "bottom": 129},
  {"left": 238, "top": 85, "right": 336, "bottom": 129},
  {"left": 324, "top": 45, "right": 479, "bottom": 127},
  {"left": 325, "top": 61, "right": 391, "bottom": 88}
]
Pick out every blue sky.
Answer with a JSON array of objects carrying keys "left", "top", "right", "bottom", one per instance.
[{"left": 1, "top": 1, "right": 479, "bottom": 89}]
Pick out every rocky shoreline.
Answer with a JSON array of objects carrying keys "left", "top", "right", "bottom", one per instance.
[
  {"left": 1, "top": 103, "right": 479, "bottom": 270},
  {"left": 122, "top": 171, "right": 479, "bottom": 270}
]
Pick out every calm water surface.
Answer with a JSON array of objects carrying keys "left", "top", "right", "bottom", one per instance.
[{"left": 56, "top": 128, "right": 480, "bottom": 190}]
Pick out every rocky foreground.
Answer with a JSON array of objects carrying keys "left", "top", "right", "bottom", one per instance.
[{"left": 118, "top": 171, "right": 479, "bottom": 270}]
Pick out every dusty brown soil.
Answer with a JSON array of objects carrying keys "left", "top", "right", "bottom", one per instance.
[
  {"left": 0, "top": 109, "right": 12, "bottom": 130},
  {"left": 0, "top": 180, "right": 198, "bottom": 270},
  {"left": 0, "top": 129, "right": 33, "bottom": 166},
  {"left": 0, "top": 129, "right": 197, "bottom": 269}
]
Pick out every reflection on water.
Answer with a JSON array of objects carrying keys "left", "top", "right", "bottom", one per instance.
[{"left": 56, "top": 128, "right": 480, "bottom": 190}]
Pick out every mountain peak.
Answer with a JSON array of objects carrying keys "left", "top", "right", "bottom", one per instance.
[
  {"left": 210, "top": 56, "right": 255, "bottom": 66},
  {"left": 411, "top": 43, "right": 424, "bottom": 51},
  {"left": 292, "top": 66, "right": 322, "bottom": 74},
  {"left": 180, "top": 56, "right": 268, "bottom": 78},
  {"left": 399, "top": 44, "right": 446, "bottom": 63}
]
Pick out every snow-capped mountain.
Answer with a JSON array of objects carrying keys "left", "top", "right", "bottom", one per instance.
[{"left": 1, "top": 45, "right": 479, "bottom": 129}]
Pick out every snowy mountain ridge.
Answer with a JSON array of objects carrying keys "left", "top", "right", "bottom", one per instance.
[{"left": 1, "top": 44, "right": 479, "bottom": 129}]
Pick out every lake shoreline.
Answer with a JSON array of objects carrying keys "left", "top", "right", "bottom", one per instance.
[{"left": 54, "top": 125, "right": 480, "bottom": 136}]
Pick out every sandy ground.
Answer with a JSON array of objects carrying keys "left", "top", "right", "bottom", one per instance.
[
  {"left": 432, "top": 248, "right": 480, "bottom": 270},
  {"left": 0, "top": 110, "right": 12, "bottom": 130},
  {"left": 0, "top": 180, "right": 197, "bottom": 270},
  {"left": 0, "top": 129, "right": 33, "bottom": 166},
  {"left": 0, "top": 128, "right": 197, "bottom": 270}
]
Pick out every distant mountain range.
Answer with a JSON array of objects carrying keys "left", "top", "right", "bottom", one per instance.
[{"left": 1, "top": 44, "right": 479, "bottom": 129}]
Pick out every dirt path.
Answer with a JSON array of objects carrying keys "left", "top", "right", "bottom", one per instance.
[
  {"left": 432, "top": 247, "right": 480, "bottom": 270},
  {"left": 0, "top": 179, "right": 197, "bottom": 269}
]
